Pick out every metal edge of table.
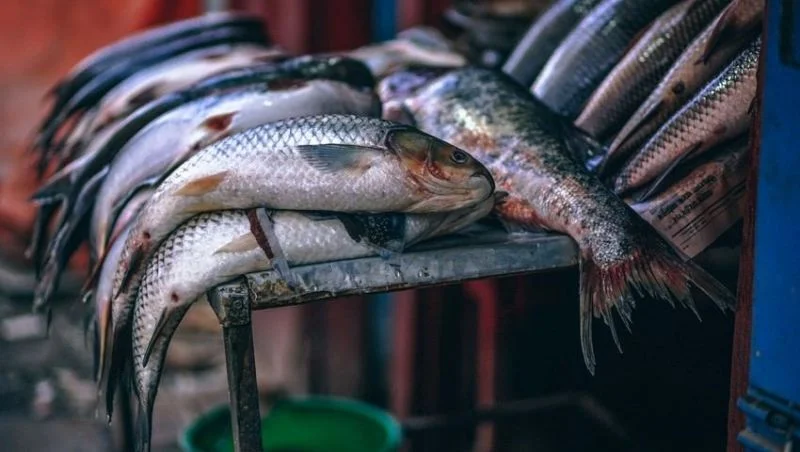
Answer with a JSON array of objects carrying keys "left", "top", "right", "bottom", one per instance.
[{"left": 236, "top": 228, "right": 579, "bottom": 309}]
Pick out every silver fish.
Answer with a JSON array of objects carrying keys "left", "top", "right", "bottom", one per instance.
[
  {"left": 503, "top": 0, "right": 604, "bottom": 86},
  {"left": 100, "top": 115, "right": 495, "bottom": 418},
  {"left": 531, "top": 0, "right": 679, "bottom": 118},
  {"left": 613, "top": 37, "right": 759, "bottom": 195},
  {"left": 131, "top": 198, "right": 497, "bottom": 451},
  {"left": 405, "top": 68, "right": 735, "bottom": 373},
  {"left": 90, "top": 79, "right": 381, "bottom": 263},
  {"left": 575, "top": 0, "right": 731, "bottom": 140},
  {"left": 603, "top": 0, "right": 763, "bottom": 172},
  {"left": 87, "top": 44, "right": 283, "bottom": 137}
]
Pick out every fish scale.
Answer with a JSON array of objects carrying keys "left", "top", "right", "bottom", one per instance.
[{"left": 614, "top": 37, "right": 759, "bottom": 194}]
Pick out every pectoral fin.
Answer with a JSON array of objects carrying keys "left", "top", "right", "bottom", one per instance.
[
  {"left": 295, "top": 144, "right": 379, "bottom": 173},
  {"left": 174, "top": 171, "right": 229, "bottom": 196}
]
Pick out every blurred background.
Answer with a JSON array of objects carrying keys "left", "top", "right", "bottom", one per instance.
[{"left": 0, "top": 1, "right": 741, "bottom": 451}]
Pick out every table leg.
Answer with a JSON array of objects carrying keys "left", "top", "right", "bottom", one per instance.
[{"left": 208, "top": 282, "right": 263, "bottom": 452}]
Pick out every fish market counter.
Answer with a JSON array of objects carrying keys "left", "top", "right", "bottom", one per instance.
[{"left": 206, "top": 226, "right": 577, "bottom": 452}]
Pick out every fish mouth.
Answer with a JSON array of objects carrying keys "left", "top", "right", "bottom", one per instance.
[{"left": 472, "top": 168, "right": 495, "bottom": 195}]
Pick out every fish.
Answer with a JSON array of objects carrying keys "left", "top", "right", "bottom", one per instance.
[
  {"left": 38, "top": 13, "right": 266, "bottom": 154},
  {"left": 377, "top": 66, "right": 452, "bottom": 123},
  {"left": 627, "top": 138, "right": 748, "bottom": 255},
  {"left": 613, "top": 37, "right": 759, "bottom": 196},
  {"left": 30, "top": 56, "right": 379, "bottom": 311},
  {"left": 404, "top": 68, "right": 735, "bottom": 373},
  {"left": 503, "top": 0, "right": 604, "bottom": 86},
  {"left": 603, "top": 0, "right": 763, "bottom": 172},
  {"left": 34, "top": 25, "right": 270, "bottom": 164},
  {"left": 90, "top": 79, "right": 382, "bottom": 269},
  {"left": 532, "top": 0, "right": 679, "bottom": 118},
  {"left": 100, "top": 114, "right": 495, "bottom": 419},
  {"left": 90, "top": 187, "right": 151, "bottom": 378},
  {"left": 130, "top": 195, "right": 497, "bottom": 451},
  {"left": 575, "top": 0, "right": 731, "bottom": 140},
  {"left": 46, "top": 13, "right": 265, "bottom": 104},
  {"left": 346, "top": 35, "right": 466, "bottom": 78},
  {"left": 83, "top": 44, "right": 282, "bottom": 143}
]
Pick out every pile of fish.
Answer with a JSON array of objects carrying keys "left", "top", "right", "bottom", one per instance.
[{"left": 26, "top": 1, "right": 759, "bottom": 448}]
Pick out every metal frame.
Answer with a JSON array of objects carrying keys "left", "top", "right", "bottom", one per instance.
[{"left": 206, "top": 227, "right": 578, "bottom": 451}]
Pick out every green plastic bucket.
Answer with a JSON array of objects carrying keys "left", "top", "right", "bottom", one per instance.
[{"left": 180, "top": 396, "right": 402, "bottom": 452}]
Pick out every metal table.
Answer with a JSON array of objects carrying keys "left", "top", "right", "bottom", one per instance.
[{"left": 206, "top": 226, "right": 578, "bottom": 452}]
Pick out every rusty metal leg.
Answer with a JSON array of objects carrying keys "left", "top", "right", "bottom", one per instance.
[{"left": 208, "top": 281, "right": 263, "bottom": 452}]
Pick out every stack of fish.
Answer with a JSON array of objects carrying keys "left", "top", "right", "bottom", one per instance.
[
  {"left": 27, "top": 3, "right": 753, "bottom": 449},
  {"left": 28, "top": 13, "right": 489, "bottom": 451},
  {"left": 502, "top": 0, "right": 762, "bottom": 254}
]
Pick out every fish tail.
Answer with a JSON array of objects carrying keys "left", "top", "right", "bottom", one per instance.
[
  {"left": 135, "top": 396, "right": 154, "bottom": 452},
  {"left": 579, "top": 237, "right": 735, "bottom": 375},
  {"left": 31, "top": 171, "right": 72, "bottom": 203}
]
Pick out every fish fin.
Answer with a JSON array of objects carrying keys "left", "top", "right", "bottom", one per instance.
[
  {"left": 301, "top": 212, "right": 339, "bottom": 222},
  {"left": 200, "top": 111, "right": 236, "bottom": 133},
  {"left": 102, "top": 328, "right": 130, "bottom": 423},
  {"left": 174, "top": 171, "right": 230, "bottom": 196},
  {"left": 214, "top": 233, "right": 260, "bottom": 254},
  {"left": 578, "top": 237, "right": 734, "bottom": 374},
  {"left": 634, "top": 142, "right": 704, "bottom": 202},
  {"left": 143, "top": 311, "right": 169, "bottom": 367},
  {"left": 561, "top": 122, "right": 608, "bottom": 166},
  {"left": 247, "top": 209, "right": 296, "bottom": 287},
  {"left": 31, "top": 170, "right": 72, "bottom": 202},
  {"left": 295, "top": 144, "right": 379, "bottom": 173},
  {"left": 96, "top": 297, "right": 111, "bottom": 382},
  {"left": 335, "top": 212, "right": 408, "bottom": 254},
  {"left": 26, "top": 201, "right": 61, "bottom": 275}
]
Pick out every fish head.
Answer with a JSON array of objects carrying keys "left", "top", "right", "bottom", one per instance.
[
  {"left": 377, "top": 67, "right": 448, "bottom": 105},
  {"left": 386, "top": 128, "right": 495, "bottom": 212}
]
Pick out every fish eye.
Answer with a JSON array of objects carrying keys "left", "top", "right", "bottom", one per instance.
[{"left": 450, "top": 149, "right": 469, "bottom": 164}]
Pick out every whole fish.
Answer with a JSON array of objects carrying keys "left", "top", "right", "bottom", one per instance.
[
  {"left": 503, "top": 0, "right": 604, "bottom": 86},
  {"left": 100, "top": 114, "right": 495, "bottom": 419},
  {"left": 86, "top": 44, "right": 282, "bottom": 140},
  {"left": 603, "top": 0, "right": 763, "bottom": 172},
  {"left": 30, "top": 57, "right": 378, "bottom": 311},
  {"left": 532, "top": 0, "right": 679, "bottom": 118},
  {"left": 575, "top": 0, "right": 731, "bottom": 140},
  {"left": 90, "top": 79, "right": 381, "bottom": 265},
  {"left": 613, "top": 38, "right": 759, "bottom": 196},
  {"left": 34, "top": 25, "right": 270, "bottom": 164},
  {"left": 130, "top": 196, "right": 496, "bottom": 451},
  {"left": 405, "top": 68, "right": 734, "bottom": 373}
]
